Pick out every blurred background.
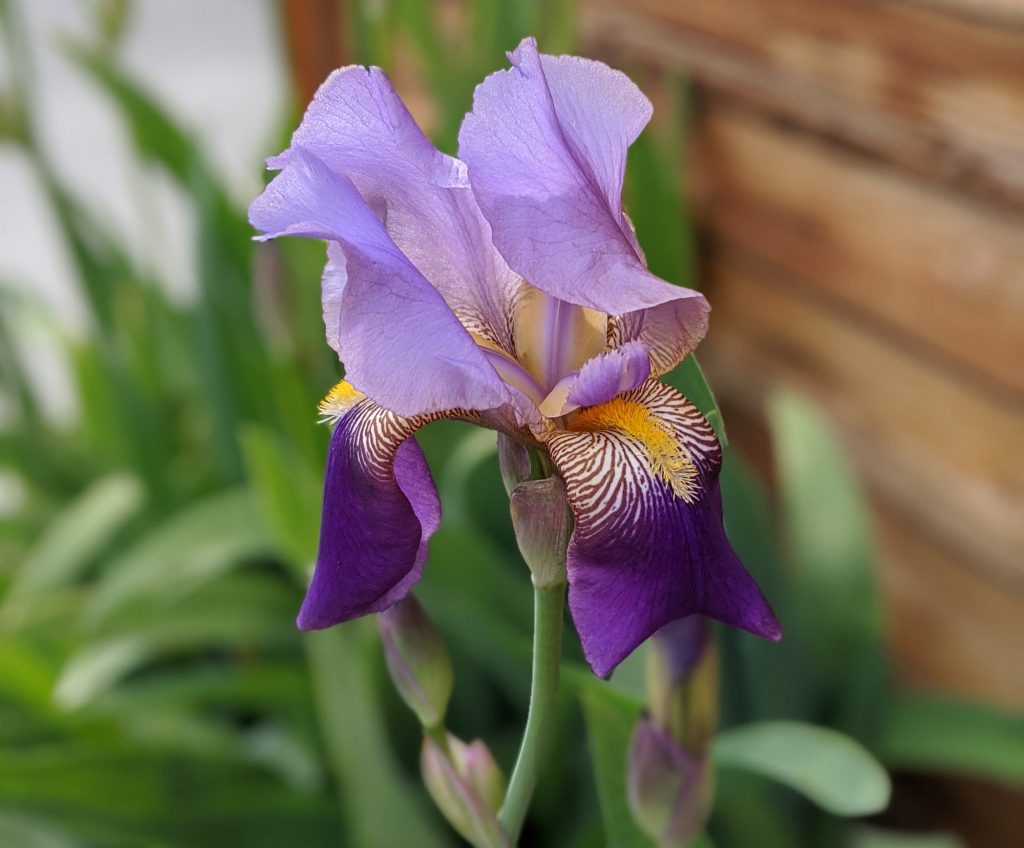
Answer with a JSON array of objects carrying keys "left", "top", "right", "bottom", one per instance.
[{"left": 0, "top": 1, "right": 1020, "bottom": 847}]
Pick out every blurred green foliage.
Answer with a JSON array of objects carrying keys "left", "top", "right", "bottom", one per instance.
[{"left": 0, "top": 1, "right": 1020, "bottom": 847}]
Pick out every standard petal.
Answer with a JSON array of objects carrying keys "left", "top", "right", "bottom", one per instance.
[
  {"left": 547, "top": 381, "right": 779, "bottom": 677},
  {"left": 298, "top": 396, "right": 445, "bottom": 629},
  {"left": 250, "top": 147, "right": 514, "bottom": 418},
  {"left": 273, "top": 64, "right": 521, "bottom": 354},
  {"left": 459, "top": 37, "right": 708, "bottom": 375}
]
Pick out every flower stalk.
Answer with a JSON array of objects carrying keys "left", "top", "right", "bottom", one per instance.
[{"left": 498, "top": 579, "right": 565, "bottom": 843}]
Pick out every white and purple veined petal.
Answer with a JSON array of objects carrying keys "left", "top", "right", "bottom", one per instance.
[
  {"left": 547, "top": 381, "right": 780, "bottom": 678},
  {"left": 299, "top": 391, "right": 455, "bottom": 629},
  {"left": 459, "top": 37, "right": 709, "bottom": 376}
]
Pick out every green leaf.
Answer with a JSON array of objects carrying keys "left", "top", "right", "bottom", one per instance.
[
  {"left": 877, "top": 695, "right": 1024, "bottom": 786},
  {"left": 579, "top": 682, "right": 657, "bottom": 848},
  {"left": 239, "top": 425, "right": 321, "bottom": 571},
  {"left": 849, "top": 827, "right": 966, "bottom": 848},
  {"left": 82, "top": 489, "right": 270, "bottom": 629},
  {"left": 304, "top": 624, "right": 453, "bottom": 848},
  {"left": 1, "top": 474, "right": 144, "bottom": 628},
  {"left": 713, "top": 721, "right": 891, "bottom": 817},
  {"left": 709, "top": 769, "right": 803, "bottom": 848},
  {"left": 769, "top": 389, "right": 887, "bottom": 735},
  {"left": 56, "top": 573, "right": 297, "bottom": 708},
  {"left": 717, "top": 456, "right": 819, "bottom": 726},
  {"left": 0, "top": 811, "right": 80, "bottom": 848}
]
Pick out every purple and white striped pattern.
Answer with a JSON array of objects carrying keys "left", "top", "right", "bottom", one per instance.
[
  {"left": 547, "top": 381, "right": 779, "bottom": 677},
  {"left": 298, "top": 398, "right": 451, "bottom": 629}
]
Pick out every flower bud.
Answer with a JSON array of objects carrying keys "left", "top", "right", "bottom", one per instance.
[
  {"left": 646, "top": 616, "right": 718, "bottom": 754},
  {"left": 497, "top": 434, "right": 533, "bottom": 495},
  {"left": 421, "top": 733, "right": 509, "bottom": 848},
  {"left": 628, "top": 720, "right": 713, "bottom": 848},
  {"left": 378, "top": 595, "right": 453, "bottom": 729},
  {"left": 509, "top": 476, "right": 571, "bottom": 589}
]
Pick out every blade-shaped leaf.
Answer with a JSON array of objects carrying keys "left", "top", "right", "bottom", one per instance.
[
  {"left": 304, "top": 624, "right": 453, "bottom": 848},
  {"left": 877, "top": 695, "right": 1024, "bottom": 786},
  {"left": 1, "top": 474, "right": 143, "bottom": 628},
  {"left": 579, "top": 682, "right": 658, "bottom": 848},
  {"left": 240, "top": 424, "right": 321, "bottom": 572},
  {"left": 769, "top": 389, "right": 888, "bottom": 736}
]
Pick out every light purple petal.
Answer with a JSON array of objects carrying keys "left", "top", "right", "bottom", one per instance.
[
  {"left": 568, "top": 341, "right": 651, "bottom": 408},
  {"left": 250, "top": 147, "right": 513, "bottom": 418},
  {"left": 548, "top": 381, "right": 779, "bottom": 677},
  {"left": 274, "top": 65, "right": 521, "bottom": 355},
  {"left": 298, "top": 399, "right": 442, "bottom": 629},
  {"left": 539, "top": 340, "right": 651, "bottom": 417},
  {"left": 459, "top": 38, "right": 709, "bottom": 375}
]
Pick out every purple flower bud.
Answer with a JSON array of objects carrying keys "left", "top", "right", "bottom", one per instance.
[
  {"left": 509, "top": 476, "right": 571, "bottom": 589},
  {"left": 421, "top": 733, "right": 509, "bottom": 848},
  {"left": 628, "top": 720, "right": 713, "bottom": 848},
  {"left": 378, "top": 595, "right": 453, "bottom": 729},
  {"left": 646, "top": 616, "right": 718, "bottom": 754}
]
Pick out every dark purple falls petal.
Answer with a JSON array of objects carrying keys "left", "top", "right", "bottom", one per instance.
[
  {"left": 297, "top": 399, "right": 441, "bottom": 629},
  {"left": 547, "top": 381, "right": 780, "bottom": 677}
]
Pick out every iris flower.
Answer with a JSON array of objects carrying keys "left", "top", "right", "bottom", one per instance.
[{"left": 249, "top": 38, "right": 779, "bottom": 677}]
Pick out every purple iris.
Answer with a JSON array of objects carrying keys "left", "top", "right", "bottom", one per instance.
[{"left": 249, "top": 38, "right": 780, "bottom": 677}]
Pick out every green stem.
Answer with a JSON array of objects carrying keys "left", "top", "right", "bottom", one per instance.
[{"left": 498, "top": 581, "right": 566, "bottom": 843}]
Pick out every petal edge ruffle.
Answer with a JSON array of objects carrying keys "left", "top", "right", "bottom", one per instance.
[{"left": 459, "top": 38, "right": 709, "bottom": 376}]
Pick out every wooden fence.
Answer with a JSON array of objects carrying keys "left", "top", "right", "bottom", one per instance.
[{"left": 581, "top": 0, "right": 1023, "bottom": 717}]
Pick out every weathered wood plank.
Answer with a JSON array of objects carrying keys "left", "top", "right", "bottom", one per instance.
[
  {"left": 700, "top": 257, "right": 1024, "bottom": 587},
  {"left": 691, "top": 106, "right": 1024, "bottom": 396},
  {"left": 875, "top": 508, "right": 1024, "bottom": 710},
  {"left": 900, "top": 0, "right": 1024, "bottom": 28},
  {"left": 582, "top": 0, "right": 1024, "bottom": 207},
  {"left": 720, "top": 401, "right": 1024, "bottom": 709}
]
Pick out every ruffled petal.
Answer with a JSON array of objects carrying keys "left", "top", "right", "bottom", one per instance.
[
  {"left": 250, "top": 147, "right": 515, "bottom": 419},
  {"left": 459, "top": 38, "right": 708, "bottom": 375},
  {"left": 539, "top": 341, "right": 651, "bottom": 417},
  {"left": 273, "top": 65, "right": 521, "bottom": 354},
  {"left": 547, "top": 381, "right": 779, "bottom": 677},
  {"left": 298, "top": 394, "right": 446, "bottom": 629}
]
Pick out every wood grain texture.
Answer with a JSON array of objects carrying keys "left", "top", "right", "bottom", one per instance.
[
  {"left": 699, "top": 257, "right": 1023, "bottom": 590},
  {"left": 875, "top": 509, "right": 1024, "bottom": 710},
  {"left": 898, "top": 0, "right": 1024, "bottom": 28},
  {"left": 719, "top": 401, "right": 1024, "bottom": 710},
  {"left": 691, "top": 106, "right": 1024, "bottom": 396},
  {"left": 581, "top": 0, "right": 1024, "bottom": 207}
]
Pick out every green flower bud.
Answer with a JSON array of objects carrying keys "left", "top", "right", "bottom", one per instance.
[
  {"left": 378, "top": 595, "right": 453, "bottom": 729},
  {"left": 421, "top": 733, "right": 509, "bottom": 848},
  {"left": 509, "top": 476, "right": 571, "bottom": 589},
  {"left": 646, "top": 616, "right": 718, "bottom": 755}
]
